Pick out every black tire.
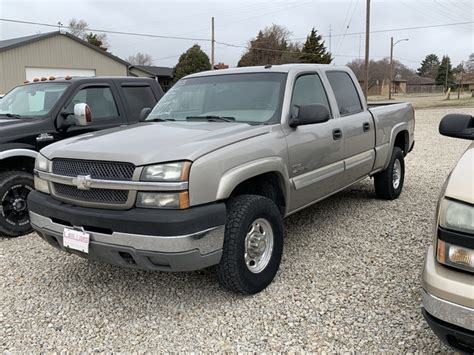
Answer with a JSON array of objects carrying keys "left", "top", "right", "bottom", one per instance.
[
  {"left": 0, "top": 171, "right": 34, "bottom": 237},
  {"left": 217, "top": 195, "right": 284, "bottom": 295},
  {"left": 374, "top": 147, "right": 405, "bottom": 200}
]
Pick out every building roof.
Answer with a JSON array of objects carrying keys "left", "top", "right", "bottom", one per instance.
[
  {"left": 0, "top": 31, "right": 130, "bottom": 67},
  {"left": 134, "top": 65, "right": 173, "bottom": 78},
  {"left": 406, "top": 75, "right": 436, "bottom": 85}
]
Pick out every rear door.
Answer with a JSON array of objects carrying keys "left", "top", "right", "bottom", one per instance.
[
  {"left": 285, "top": 72, "right": 346, "bottom": 211},
  {"left": 118, "top": 83, "right": 160, "bottom": 123},
  {"left": 326, "top": 71, "right": 376, "bottom": 184}
]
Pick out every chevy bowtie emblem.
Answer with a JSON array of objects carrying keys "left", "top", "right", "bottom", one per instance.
[{"left": 73, "top": 175, "right": 92, "bottom": 190}]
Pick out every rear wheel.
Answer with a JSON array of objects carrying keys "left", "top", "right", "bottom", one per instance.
[
  {"left": 374, "top": 147, "right": 405, "bottom": 200},
  {"left": 0, "top": 171, "right": 34, "bottom": 237},
  {"left": 217, "top": 195, "right": 284, "bottom": 295}
]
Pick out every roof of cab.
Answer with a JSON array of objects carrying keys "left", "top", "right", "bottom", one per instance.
[
  {"left": 184, "top": 64, "right": 350, "bottom": 79},
  {"left": 23, "top": 76, "right": 156, "bottom": 84}
]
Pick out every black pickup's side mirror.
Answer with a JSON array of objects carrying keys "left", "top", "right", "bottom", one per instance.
[
  {"left": 439, "top": 114, "right": 474, "bottom": 140},
  {"left": 139, "top": 107, "right": 152, "bottom": 121},
  {"left": 289, "top": 104, "right": 330, "bottom": 128}
]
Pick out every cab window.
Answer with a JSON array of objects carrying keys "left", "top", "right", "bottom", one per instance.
[
  {"left": 66, "top": 86, "right": 118, "bottom": 119},
  {"left": 291, "top": 74, "right": 331, "bottom": 118}
]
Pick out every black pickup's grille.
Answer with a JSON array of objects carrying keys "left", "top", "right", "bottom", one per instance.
[
  {"left": 52, "top": 159, "right": 135, "bottom": 181},
  {"left": 53, "top": 183, "right": 129, "bottom": 205}
]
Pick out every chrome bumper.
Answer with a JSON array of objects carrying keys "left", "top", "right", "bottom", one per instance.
[
  {"left": 30, "top": 211, "right": 225, "bottom": 255},
  {"left": 422, "top": 288, "right": 474, "bottom": 331}
]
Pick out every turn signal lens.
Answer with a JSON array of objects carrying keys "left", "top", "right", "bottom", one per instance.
[
  {"left": 136, "top": 191, "right": 189, "bottom": 209},
  {"left": 34, "top": 177, "right": 50, "bottom": 194},
  {"left": 437, "top": 239, "right": 474, "bottom": 273}
]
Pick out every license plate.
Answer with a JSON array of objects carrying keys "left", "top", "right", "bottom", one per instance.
[{"left": 63, "top": 228, "right": 90, "bottom": 253}]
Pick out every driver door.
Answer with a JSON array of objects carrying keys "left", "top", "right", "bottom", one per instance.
[{"left": 285, "top": 73, "right": 346, "bottom": 211}]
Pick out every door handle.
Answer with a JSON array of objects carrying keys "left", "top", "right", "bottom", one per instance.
[
  {"left": 363, "top": 122, "right": 371, "bottom": 132},
  {"left": 332, "top": 128, "right": 343, "bottom": 140}
]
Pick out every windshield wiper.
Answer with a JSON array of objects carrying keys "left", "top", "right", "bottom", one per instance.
[
  {"left": 0, "top": 113, "right": 22, "bottom": 119},
  {"left": 147, "top": 117, "right": 175, "bottom": 122},
  {"left": 186, "top": 115, "right": 235, "bottom": 122}
]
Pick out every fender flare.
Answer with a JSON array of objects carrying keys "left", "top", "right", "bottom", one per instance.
[
  {"left": 383, "top": 122, "right": 409, "bottom": 169},
  {"left": 0, "top": 148, "right": 38, "bottom": 161},
  {"left": 216, "top": 156, "right": 291, "bottom": 206}
]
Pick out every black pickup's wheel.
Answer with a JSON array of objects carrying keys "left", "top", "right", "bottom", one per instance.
[
  {"left": 217, "top": 195, "right": 284, "bottom": 295},
  {"left": 0, "top": 171, "right": 34, "bottom": 237},
  {"left": 374, "top": 147, "right": 405, "bottom": 200}
]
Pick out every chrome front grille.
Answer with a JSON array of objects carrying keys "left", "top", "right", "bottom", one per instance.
[
  {"left": 53, "top": 183, "right": 129, "bottom": 205},
  {"left": 50, "top": 159, "right": 135, "bottom": 207},
  {"left": 52, "top": 159, "right": 135, "bottom": 181}
]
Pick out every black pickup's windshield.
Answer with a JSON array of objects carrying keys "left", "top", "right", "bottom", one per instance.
[
  {"left": 0, "top": 83, "right": 69, "bottom": 118},
  {"left": 147, "top": 72, "right": 287, "bottom": 124}
]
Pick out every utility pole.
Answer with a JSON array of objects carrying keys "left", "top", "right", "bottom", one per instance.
[
  {"left": 211, "top": 17, "right": 215, "bottom": 70},
  {"left": 329, "top": 24, "right": 332, "bottom": 53},
  {"left": 445, "top": 55, "right": 449, "bottom": 92},
  {"left": 458, "top": 61, "right": 464, "bottom": 100},
  {"left": 363, "top": 0, "right": 371, "bottom": 99},
  {"left": 389, "top": 37, "right": 409, "bottom": 100}
]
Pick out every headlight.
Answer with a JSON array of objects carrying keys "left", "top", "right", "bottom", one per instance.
[
  {"left": 35, "top": 154, "right": 50, "bottom": 172},
  {"left": 439, "top": 198, "right": 473, "bottom": 235},
  {"left": 437, "top": 240, "right": 474, "bottom": 273},
  {"left": 136, "top": 192, "right": 189, "bottom": 209},
  {"left": 141, "top": 161, "right": 191, "bottom": 182}
]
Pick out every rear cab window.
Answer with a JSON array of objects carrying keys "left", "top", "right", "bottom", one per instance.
[
  {"left": 326, "top": 71, "right": 363, "bottom": 116},
  {"left": 121, "top": 85, "right": 157, "bottom": 121}
]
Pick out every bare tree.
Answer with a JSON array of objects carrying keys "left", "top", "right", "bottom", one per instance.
[
  {"left": 127, "top": 52, "right": 153, "bottom": 66},
  {"left": 68, "top": 19, "right": 88, "bottom": 39}
]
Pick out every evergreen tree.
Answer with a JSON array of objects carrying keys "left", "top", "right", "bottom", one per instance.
[
  {"left": 172, "top": 44, "right": 212, "bottom": 82},
  {"left": 417, "top": 54, "right": 440, "bottom": 79},
  {"left": 436, "top": 55, "right": 455, "bottom": 90},
  {"left": 299, "top": 28, "right": 332, "bottom": 64},
  {"left": 85, "top": 32, "right": 108, "bottom": 51}
]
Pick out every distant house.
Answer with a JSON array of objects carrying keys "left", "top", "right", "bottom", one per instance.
[
  {"left": 129, "top": 65, "right": 173, "bottom": 91},
  {"left": 0, "top": 31, "right": 171, "bottom": 94},
  {"left": 406, "top": 76, "right": 440, "bottom": 94}
]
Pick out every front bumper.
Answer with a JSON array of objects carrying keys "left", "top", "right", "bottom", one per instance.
[{"left": 28, "top": 191, "right": 226, "bottom": 272}]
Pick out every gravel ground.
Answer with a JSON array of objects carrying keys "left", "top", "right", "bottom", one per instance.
[{"left": 1, "top": 108, "right": 473, "bottom": 352}]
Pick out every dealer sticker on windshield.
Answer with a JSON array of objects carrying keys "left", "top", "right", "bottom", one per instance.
[{"left": 63, "top": 228, "right": 90, "bottom": 253}]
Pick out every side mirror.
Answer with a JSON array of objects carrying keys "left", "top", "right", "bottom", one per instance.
[
  {"left": 289, "top": 104, "right": 330, "bottom": 128},
  {"left": 74, "top": 103, "right": 92, "bottom": 126},
  {"left": 139, "top": 107, "right": 152, "bottom": 121},
  {"left": 439, "top": 114, "right": 473, "bottom": 140}
]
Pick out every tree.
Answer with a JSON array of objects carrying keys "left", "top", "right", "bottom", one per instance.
[
  {"left": 85, "top": 33, "right": 108, "bottom": 51},
  {"left": 299, "top": 28, "right": 332, "bottom": 64},
  {"left": 69, "top": 19, "right": 88, "bottom": 38},
  {"left": 417, "top": 54, "right": 440, "bottom": 79},
  {"left": 127, "top": 52, "right": 153, "bottom": 66},
  {"left": 436, "top": 55, "right": 455, "bottom": 89},
  {"left": 237, "top": 25, "right": 299, "bottom": 67},
  {"left": 172, "top": 44, "right": 211, "bottom": 82},
  {"left": 68, "top": 18, "right": 109, "bottom": 51},
  {"left": 466, "top": 53, "right": 474, "bottom": 74}
]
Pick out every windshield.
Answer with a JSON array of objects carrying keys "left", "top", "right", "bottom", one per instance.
[
  {"left": 147, "top": 72, "right": 287, "bottom": 124},
  {"left": 0, "top": 83, "right": 69, "bottom": 118}
]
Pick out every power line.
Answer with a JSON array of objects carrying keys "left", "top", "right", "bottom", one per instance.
[{"left": 292, "top": 21, "right": 474, "bottom": 40}]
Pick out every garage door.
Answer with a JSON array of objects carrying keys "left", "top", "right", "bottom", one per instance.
[{"left": 25, "top": 67, "right": 96, "bottom": 80}]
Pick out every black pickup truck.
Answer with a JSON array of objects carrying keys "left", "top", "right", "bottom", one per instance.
[{"left": 0, "top": 76, "right": 163, "bottom": 237}]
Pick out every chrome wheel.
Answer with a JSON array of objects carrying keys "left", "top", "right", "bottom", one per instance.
[
  {"left": 244, "top": 218, "right": 274, "bottom": 273},
  {"left": 392, "top": 159, "right": 401, "bottom": 189}
]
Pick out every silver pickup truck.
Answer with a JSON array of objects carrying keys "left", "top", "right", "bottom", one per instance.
[{"left": 28, "top": 64, "right": 415, "bottom": 294}]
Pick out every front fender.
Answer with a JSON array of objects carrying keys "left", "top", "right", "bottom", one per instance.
[{"left": 216, "top": 156, "right": 291, "bottom": 202}]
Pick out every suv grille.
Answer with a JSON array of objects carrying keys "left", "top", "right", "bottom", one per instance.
[
  {"left": 51, "top": 159, "right": 135, "bottom": 206},
  {"left": 53, "top": 183, "right": 129, "bottom": 205},
  {"left": 52, "top": 159, "right": 135, "bottom": 181}
]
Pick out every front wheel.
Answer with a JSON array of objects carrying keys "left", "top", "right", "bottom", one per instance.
[
  {"left": 374, "top": 147, "right": 405, "bottom": 200},
  {"left": 0, "top": 171, "right": 34, "bottom": 237},
  {"left": 217, "top": 195, "right": 284, "bottom": 295}
]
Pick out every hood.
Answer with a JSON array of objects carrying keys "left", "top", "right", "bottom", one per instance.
[
  {"left": 444, "top": 142, "right": 474, "bottom": 205},
  {"left": 41, "top": 121, "right": 270, "bottom": 165}
]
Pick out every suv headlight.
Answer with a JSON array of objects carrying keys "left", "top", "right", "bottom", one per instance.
[
  {"left": 141, "top": 161, "right": 191, "bottom": 182},
  {"left": 437, "top": 198, "right": 473, "bottom": 272},
  {"left": 34, "top": 154, "right": 51, "bottom": 194},
  {"left": 439, "top": 198, "right": 473, "bottom": 235}
]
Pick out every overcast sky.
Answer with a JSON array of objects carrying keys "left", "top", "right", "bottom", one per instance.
[{"left": 0, "top": 0, "right": 472, "bottom": 70}]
